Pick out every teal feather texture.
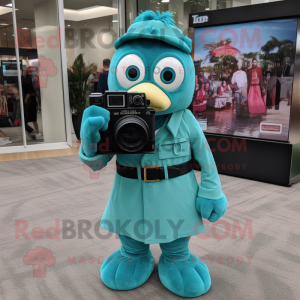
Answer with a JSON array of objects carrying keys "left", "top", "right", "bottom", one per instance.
[
  {"left": 142, "top": 25, "right": 160, "bottom": 35},
  {"left": 133, "top": 10, "right": 175, "bottom": 27}
]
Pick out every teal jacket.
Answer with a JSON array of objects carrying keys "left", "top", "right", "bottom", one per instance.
[{"left": 79, "top": 109, "right": 224, "bottom": 244}]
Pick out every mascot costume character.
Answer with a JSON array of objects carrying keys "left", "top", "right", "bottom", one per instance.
[{"left": 79, "top": 11, "right": 227, "bottom": 298}]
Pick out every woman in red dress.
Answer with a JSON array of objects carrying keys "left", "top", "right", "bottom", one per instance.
[
  {"left": 247, "top": 58, "right": 266, "bottom": 114},
  {"left": 195, "top": 81, "right": 208, "bottom": 104},
  {"left": 217, "top": 80, "right": 231, "bottom": 96},
  {"left": 193, "top": 80, "right": 207, "bottom": 116}
]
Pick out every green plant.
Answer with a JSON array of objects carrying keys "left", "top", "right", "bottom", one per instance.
[
  {"left": 213, "top": 55, "right": 238, "bottom": 77},
  {"left": 260, "top": 36, "right": 295, "bottom": 66},
  {"left": 260, "top": 60, "right": 271, "bottom": 72},
  {"left": 68, "top": 54, "right": 94, "bottom": 115}
]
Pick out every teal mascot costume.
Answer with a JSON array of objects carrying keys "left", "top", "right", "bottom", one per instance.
[{"left": 79, "top": 11, "right": 227, "bottom": 298}]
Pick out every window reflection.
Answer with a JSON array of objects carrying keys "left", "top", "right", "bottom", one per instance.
[{"left": 126, "top": 0, "right": 284, "bottom": 33}]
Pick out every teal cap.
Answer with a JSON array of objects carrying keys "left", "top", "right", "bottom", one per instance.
[{"left": 114, "top": 11, "right": 192, "bottom": 54}]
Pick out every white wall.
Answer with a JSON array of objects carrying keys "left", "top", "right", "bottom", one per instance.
[
  {"left": 251, "top": 0, "right": 268, "bottom": 3},
  {"left": 34, "top": 0, "right": 66, "bottom": 143},
  {"left": 232, "top": 0, "right": 251, "bottom": 6},
  {"left": 65, "top": 15, "right": 118, "bottom": 69}
]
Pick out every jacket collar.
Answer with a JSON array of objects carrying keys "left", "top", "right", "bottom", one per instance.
[
  {"left": 155, "top": 110, "right": 185, "bottom": 147},
  {"left": 166, "top": 110, "right": 184, "bottom": 138},
  {"left": 155, "top": 110, "right": 184, "bottom": 147}
]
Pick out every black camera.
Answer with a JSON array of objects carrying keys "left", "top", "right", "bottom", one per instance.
[{"left": 89, "top": 91, "right": 156, "bottom": 155}]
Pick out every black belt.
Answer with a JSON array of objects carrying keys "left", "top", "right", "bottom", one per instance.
[{"left": 116, "top": 159, "right": 193, "bottom": 182}]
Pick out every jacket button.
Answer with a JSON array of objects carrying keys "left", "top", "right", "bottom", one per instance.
[{"left": 148, "top": 183, "right": 152, "bottom": 188}]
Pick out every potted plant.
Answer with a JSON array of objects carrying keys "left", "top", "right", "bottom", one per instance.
[{"left": 68, "top": 54, "right": 94, "bottom": 140}]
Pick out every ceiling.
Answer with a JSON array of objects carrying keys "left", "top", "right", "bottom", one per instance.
[
  {"left": 0, "top": 0, "right": 117, "bottom": 30},
  {"left": 64, "top": 0, "right": 114, "bottom": 10},
  {"left": 64, "top": 6, "right": 117, "bottom": 22}
]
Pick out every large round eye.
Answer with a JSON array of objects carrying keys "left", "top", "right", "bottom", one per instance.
[
  {"left": 116, "top": 54, "right": 145, "bottom": 88},
  {"left": 153, "top": 57, "right": 184, "bottom": 91}
]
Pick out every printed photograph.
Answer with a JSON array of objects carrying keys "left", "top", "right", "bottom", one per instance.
[{"left": 192, "top": 18, "right": 298, "bottom": 141}]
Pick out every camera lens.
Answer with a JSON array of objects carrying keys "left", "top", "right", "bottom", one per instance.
[
  {"left": 133, "top": 95, "right": 143, "bottom": 106},
  {"left": 114, "top": 116, "right": 149, "bottom": 152}
]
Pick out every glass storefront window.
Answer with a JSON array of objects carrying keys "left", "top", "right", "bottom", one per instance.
[
  {"left": 63, "top": 0, "right": 119, "bottom": 145},
  {"left": 126, "top": 0, "right": 137, "bottom": 31},
  {"left": 0, "top": 0, "right": 121, "bottom": 150},
  {"left": 0, "top": 0, "right": 68, "bottom": 148},
  {"left": 64, "top": 1, "right": 118, "bottom": 69},
  {"left": 0, "top": 0, "right": 24, "bottom": 147},
  {"left": 14, "top": 0, "right": 66, "bottom": 145}
]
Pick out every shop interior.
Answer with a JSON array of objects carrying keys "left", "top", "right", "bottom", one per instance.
[{"left": 0, "top": 0, "right": 118, "bottom": 148}]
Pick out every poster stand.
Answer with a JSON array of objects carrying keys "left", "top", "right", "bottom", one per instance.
[{"left": 189, "top": 0, "right": 300, "bottom": 186}]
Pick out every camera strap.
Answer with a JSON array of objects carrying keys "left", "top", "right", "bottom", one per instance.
[{"left": 116, "top": 159, "right": 193, "bottom": 183}]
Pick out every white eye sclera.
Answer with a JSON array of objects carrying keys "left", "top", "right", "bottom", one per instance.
[
  {"left": 153, "top": 57, "right": 184, "bottom": 91},
  {"left": 116, "top": 54, "right": 145, "bottom": 88}
]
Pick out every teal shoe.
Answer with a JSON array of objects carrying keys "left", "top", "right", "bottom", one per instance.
[
  {"left": 101, "top": 248, "right": 154, "bottom": 290},
  {"left": 158, "top": 252, "right": 211, "bottom": 297}
]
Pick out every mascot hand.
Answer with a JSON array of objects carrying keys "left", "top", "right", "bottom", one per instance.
[
  {"left": 80, "top": 105, "right": 110, "bottom": 158},
  {"left": 196, "top": 196, "right": 227, "bottom": 223}
]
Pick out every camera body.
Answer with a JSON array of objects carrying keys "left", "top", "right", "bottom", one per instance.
[{"left": 89, "top": 91, "right": 156, "bottom": 155}]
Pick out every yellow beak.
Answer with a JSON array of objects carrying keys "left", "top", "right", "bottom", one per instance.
[{"left": 128, "top": 83, "right": 171, "bottom": 112}]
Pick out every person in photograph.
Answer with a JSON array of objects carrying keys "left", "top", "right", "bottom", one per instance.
[
  {"left": 246, "top": 61, "right": 251, "bottom": 74},
  {"left": 195, "top": 75, "right": 200, "bottom": 91},
  {"left": 197, "top": 68, "right": 209, "bottom": 86},
  {"left": 195, "top": 81, "right": 208, "bottom": 104},
  {"left": 191, "top": 73, "right": 201, "bottom": 111},
  {"left": 242, "top": 60, "right": 247, "bottom": 72},
  {"left": 97, "top": 59, "right": 110, "bottom": 94},
  {"left": 33, "top": 70, "right": 41, "bottom": 112},
  {"left": 280, "top": 57, "right": 294, "bottom": 107},
  {"left": 281, "top": 57, "right": 294, "bottom": 77},
  {"left": 247, "top": 58, "right": 266, "bottom": 114},
  {"left": 88, "top": 65, "right": 98, "bottom": 89},
  {"left": 0, "top": 130, "right": 12, "bottom": 146},
  {"left": 208, "top": 72, "right": 217, "bottom": 95},
  {"left": 205, "top": 82, "right": 210, "bottom": 94},
  {"left": 22, "top": 66, "right": 42, "bottom": 140},
  {"left": 0, "top": 89, "right": 8, "bottom": 116},
  {"left": 214, "top": 79, "right": 231, "bottom": 109},
  {"left": 264, "top": 68, "right": 275, "bottom": 110},
  {"left": 232, "top": 61, "right": 248, "bottom": 115},
  {"left": 193, "top": 80, "right": 208, "bottom": 117},
  {"left": 217, "top": 80, "right": 231, "bottom": 96}
]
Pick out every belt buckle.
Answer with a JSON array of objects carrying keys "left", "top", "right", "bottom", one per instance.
[{"left": 144, "top": 166, "right": 160, "bottom": 183}]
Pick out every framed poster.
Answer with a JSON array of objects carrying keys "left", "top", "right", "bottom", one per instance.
[{"left": 192, "top": 18, "right": 298, "bottom": 142}]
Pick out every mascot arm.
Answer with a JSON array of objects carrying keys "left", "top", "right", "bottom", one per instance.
[
  {"left": 79, "top": 105, "right": 114, "bottom": 171},
  {"left": 185, "top": 109, "right": 227, "bottom": 222},
  {"left": 79, "top": 146, "right": 114, "bottom": 172}
]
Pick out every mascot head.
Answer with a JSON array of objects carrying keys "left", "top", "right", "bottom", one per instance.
[{"left": 108, "top": 11, "right": 195, "bottom": 116}]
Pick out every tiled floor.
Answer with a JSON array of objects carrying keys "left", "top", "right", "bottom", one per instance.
[{"left": 0, "top": 155, "right": 299, "bottom": 300}]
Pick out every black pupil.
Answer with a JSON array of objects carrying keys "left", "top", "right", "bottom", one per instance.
[
  {"left": 128, "top": 68, "right": 137, "bottom": 79},
  {"left": 163, "top": 70, "right": 173, "bottom": 82}
]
